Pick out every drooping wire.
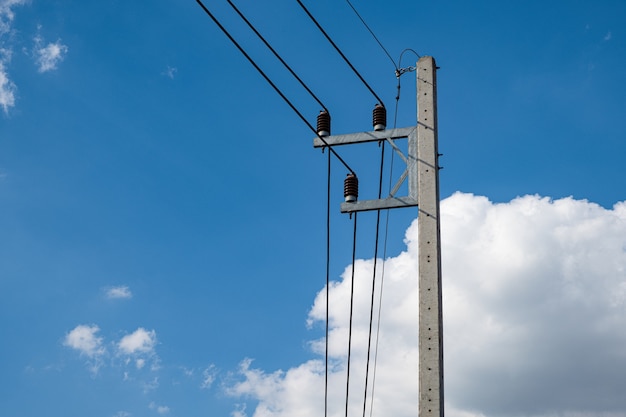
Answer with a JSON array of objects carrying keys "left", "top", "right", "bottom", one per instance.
[
  {"left": 361, "top": 139, "right": 386, "bottom": 417},
  {"left": 296, "top": 0, "right": 385, "bottom": 107},
  {"left": 225, "top": 0, "right": 329, "bottom": 113},
  {"left": 195, "top": 0, "right": 355, "bottom": 175},
  {"left": 345, "top": 0, "right": 397, "bottom": 71},
  {"left": 345, "top": 212, "right": 358, "bottom": 417},
  {"left": 394, "top": 49, "right": 421, "bottom": 126}
]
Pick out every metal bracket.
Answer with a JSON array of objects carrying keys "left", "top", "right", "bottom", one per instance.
[{"left": 313, "top": 126, "right": 417, "bottom": 213}]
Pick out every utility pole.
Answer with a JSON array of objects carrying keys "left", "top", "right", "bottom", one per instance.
[{"left": 313, "top": 56, "right": 443, "bottom": 417}]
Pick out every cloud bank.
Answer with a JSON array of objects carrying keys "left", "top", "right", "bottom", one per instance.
[{"left": 228, "top": 193, "right": 626, "bottom": 417}]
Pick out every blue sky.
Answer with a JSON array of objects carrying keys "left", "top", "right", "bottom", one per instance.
[{"left": 1, "top": 1, "right": 625, "bottom": 417}]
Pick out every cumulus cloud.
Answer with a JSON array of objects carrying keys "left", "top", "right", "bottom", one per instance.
[
  {"left": 105, "top": 285, "right": 133, "bottom": 300},
  {"left": 227, "top": 193, "right": 626, "bottom": 417},
  {"left": 118, "top": 328, "right": 157, "bottom": 355},
  {"left": 63, "top": 324, "right": 107, "bottom": 374},
  {"left": 33, "top": 35, "right": 68, "bottom": 73},
  {"left": 64, "top": 324, "right": 105, "bottom": 357}
]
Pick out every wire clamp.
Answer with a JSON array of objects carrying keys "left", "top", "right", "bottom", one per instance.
[{"left": 395, "top": 66, "right": 416, "bottom": 78}]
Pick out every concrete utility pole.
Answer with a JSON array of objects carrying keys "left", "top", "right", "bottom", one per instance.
[{"left": 313, "top": 56, "right": 443, "bottom": 417}]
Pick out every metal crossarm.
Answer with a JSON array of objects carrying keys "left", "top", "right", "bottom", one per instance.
[{"left": 313, "top": 127, "right": 417, "bottom": 213}]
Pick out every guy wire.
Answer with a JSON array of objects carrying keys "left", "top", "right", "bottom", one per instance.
[
  {"left": 226, "top": 0, "right": 329, "bottom": 112},
  {"left": 345, "top": 0, "right": 397, "bottom": 71},
  {"left": 296, "top": 0, "right": 385, "bottom": 107},
  {"left": 195, "top": 0, "right": 355, "bottom": 175}
]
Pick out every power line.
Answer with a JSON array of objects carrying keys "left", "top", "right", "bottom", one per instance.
[
  {"left": 369, "top": 48, "right": 420, "bottom": 417},
  {"left": 362, "top": 140, "right": 386, "bottom": 417},
  {"left": 296, "top": 0, "right": 385, "bottom": 107},
  {"left": 225, "top": 0, "right": 329, "bottom": 113},
  {"left": 195, "top": 0, "right": 355, "bottom": 175},
  {"left": 325, "top": 148, "right": 331, "bottom": 417},
  {"left": 345, "top": 0, "right": 397, "bottom": 71},
  {"left": 345, "top": 212, "right": 358, "bottom": 417}
]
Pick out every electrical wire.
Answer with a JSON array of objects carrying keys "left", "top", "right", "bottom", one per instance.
[
  {"left": 361, "top": 140, "right": 385, "bottom": 417},
  {"left": 195, "top": 0, "right": 355, "bottom": 175},
  {"left": 345, "top": 212, "right": 358, "bottom": 417},
  {"left": 345, "top": 0, "right": 397, "bottom": 71},
  {"left": 226, "top": 0, "right": 329, "bottom": 112},
  {"left": 296, "top": 0, "right": 385, "bottom": 107},
  {"left": 368, "top": 49, "right": 421, "bottom": 417},
  {"left": 325, "top": 145, "right": 331, "bottom": 417}
]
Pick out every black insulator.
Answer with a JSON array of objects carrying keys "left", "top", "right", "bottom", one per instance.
[
  {"left": 317, "top": 109, "right": 331, "bottom": 137},
  {"left": 344, "top": 173, "right": 358, "bottom": 203},
  {"left": 373, "top": 103, "right": 386, "bottom": 131}
]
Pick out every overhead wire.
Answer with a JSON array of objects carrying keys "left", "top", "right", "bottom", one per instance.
[
  {"left": 361, "top": 138, "right": 386, "bottom": 417},
  {"left": 367, "top": 48, "right": 422, "bottom": 417},
  {"left": 345, "top": 212, "right": 358, "bottom": 417},
  {"left": 225, "top": 0, "right": 329, "bottom": 113},
  {"left": 345, "top": 0, "right": 397, "bottom": 71},
  {"left": 325, "top": 145, "right": 331, "bottom": 417},
  {"left": 195, "top": 0, "right": 355, "bottom": 175},
  {"left": 296, "top": 0, "right": 385, "bottom": 107}
]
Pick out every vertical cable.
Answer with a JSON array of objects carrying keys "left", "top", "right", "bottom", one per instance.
[
  {"left": 345, "top": 212, "right": 358, "bottom": 417},
  {"left": 325, "top": 149, "right": 331, "bottom": 417},
  {"left": 362, "top": 141, "right": 386, "bottom": 417}
]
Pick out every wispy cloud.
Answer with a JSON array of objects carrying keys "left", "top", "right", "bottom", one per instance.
[
  {"left": 162, "top": 66, "right": 177, "bottom": 79},
  {"left": 0, "top": 0, "right": 26, "bottom": 113},
  {"left": 33, "top": 35, "right": 68, "bottom": 73},
  {"left": 105, "top": 285, "right": 133, "bottom": 300},
  {"left": 0, "top": 0, "right": 26, "bottom": 35},
  {"left": 201, "top": 364, "right": 218, "bottom": 389},
  {"left": 149, "top": 402, "right": 170, "bottom": 415},
  {"left": 604, "top": 31, "right": 612, "bottom": 41}
]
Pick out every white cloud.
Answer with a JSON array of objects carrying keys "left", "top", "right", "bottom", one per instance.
[
  {"left": 227, "top": 193, "right": 626, "bottom": 417},
  {"left": 149, "top": 401, "right": 170, "bottom": 415},
  {"left": 113, "top": 412, "right": 132, "bottom": 417},
  {"left": 105, "top": 285, "right": 133, "bottom": 300},
  {"left": 0, "top": 0, "right": 26, "bottom": 35},
  {"left": 0, "top": 0, "right": 26, "bottom": 113},
  {"left": 604, "top": 31, "right": 612, "bottom": 41},
  {"left": 33, "top": 36, "right": 68, "bottom": 73},
  {"left": 63, "top": 324, "right": 107, "bottom": 374},
  {"left": 163, "top": 66, "right": 177, "bottom": 79},
  {"left": 201, "top": 364, "right": 218, "bottom": 389},
  {"left": 118, "top": 328, "right": 157, "bottom": 355},
  {"left": 0, "top": 50, "right": 17, "bottom": 113},
  {"left": 64, "top": 324, "right": 105, "bottom": 357}
]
